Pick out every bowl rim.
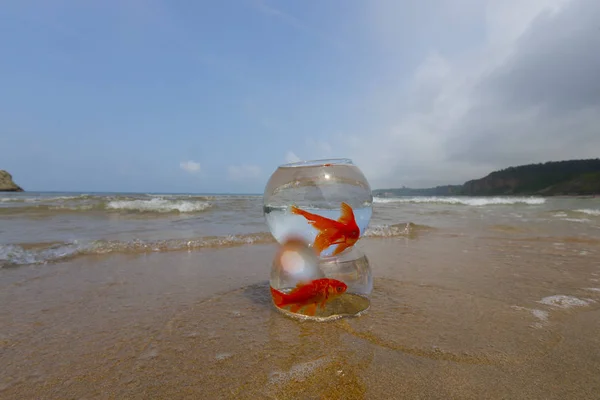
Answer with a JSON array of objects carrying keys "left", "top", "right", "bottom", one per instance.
[{"left": 278, "top": 158, "right": 354, "bottom": 168}]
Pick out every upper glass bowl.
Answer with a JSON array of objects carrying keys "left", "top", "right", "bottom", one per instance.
[{"left": 263, "top": 158, "right": 373, "bottom": 258}]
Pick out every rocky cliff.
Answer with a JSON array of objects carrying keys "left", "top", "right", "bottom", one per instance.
[{"left": 0, "top": 170, "right": 24, "bottom": 192}]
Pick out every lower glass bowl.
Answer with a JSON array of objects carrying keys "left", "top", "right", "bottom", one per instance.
[{"left": 269, "top": 237, "right": 372, "bottom": 321}]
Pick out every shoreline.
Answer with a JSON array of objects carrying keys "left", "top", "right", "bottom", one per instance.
[
  {"left": 1, "top": 236, "right": 600, "bottom": 399},
  {"left": 4, "top": 216, "right": 599, "bottom": 269}
]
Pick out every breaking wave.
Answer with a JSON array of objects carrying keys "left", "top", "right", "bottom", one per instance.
[
  {"left": 0, "top": 243, "right": 84, "bottom": 267},
  {"left": 575, "top": 209, "right": 600, "bottom": 216},
  {"left": 562, "top": 218, "right": 591, "bottom": 223},
  {"left": 0, "top": 233, "right": 275, "bottom": 267},
  {"left": 105, "top": 198, "right": 212, "bottom": 213},
  {"left": 0, "top": 195, "right": 91, "bottom": 203},
  {"left": 548, "top": 209, "right": 599, "bottom": 222},
  {"left": 0, "top": 194, "right": 215, "bottom": 214},
  {"left": 0, "top": 222, "right": 430, "bottom": 267},
  {"left": 364, "top": 222, "right": 433, "bottom": 238},
  {"left": 373, "top": 196, "right": 546, "bottom": 206}
]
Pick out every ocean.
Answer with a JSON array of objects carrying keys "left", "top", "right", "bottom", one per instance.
[{"left": 1, "top": 191, "right": 598, "bottom": 268}]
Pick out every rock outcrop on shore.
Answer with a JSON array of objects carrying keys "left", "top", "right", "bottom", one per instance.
[{"left": 0, "top": 170, "right": 24, "bottom": 192}]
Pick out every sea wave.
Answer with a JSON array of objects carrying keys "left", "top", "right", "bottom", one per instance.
[
  {"left": 0, "top": 243, "right": 84, "bottom": 267},
  {"left": 575, "top": 209, "right": 600, "bottom": 216},
  {"left": 0, "top": 233, "right": 276, "bottom": 267},
  {"left": 0, "top": 195, "right": 92, "bottom": 203},
  {"left": 364, "top": 222, "right": 433, "bottom": 238},
  {"left": 105, "top": 198, "right": 212, "bottom": 213},
  {"left": 0, "top": 195, "right": 215, "bottom": 214},
  {"left": 563, "top": 218, "right": 591, "bottom": 223},
  {"left": 0, "top": 222, "right": 429, "bottom": 267},
  {"left": 373, "top": 196, "right": 546, "bottom": 206}
]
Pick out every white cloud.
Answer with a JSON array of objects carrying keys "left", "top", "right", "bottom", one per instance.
[
  {"left": 285, "top": 151, "right": 301, "bottom": 164},
  {"left": 179, "top": 160, "right": 201, "bottom": 173},
  {"left": 227, "top": 164, "right": 261, "bottom": 180},
  {"left": 334, "top": 0, "right": 600, "bottom": 189}
]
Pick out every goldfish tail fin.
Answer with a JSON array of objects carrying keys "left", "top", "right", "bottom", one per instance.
[
  {"left": 290, "top": 205, "right": 314, "bottom": 221},
  {"left": 314, "top": 229, "right": 339, "bottom": 253},
  {"left": 338, "top": 202, "right": 356, "bottom": 225},
  {"left": 332, "top": 241, "right": 352, "bottom": 256},
  {"left": 290, "top": 205, "right": 315, "bottom": 222},
  {"left": 270, "top": 286, "right": 286, "bottom": 307},
  {"left": 291, "top": 205, "right": 339, "bottom": 232}
]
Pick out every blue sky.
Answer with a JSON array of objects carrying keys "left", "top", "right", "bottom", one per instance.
[{"left": 2, "top": 0, "right": 599, "bottom": 193}]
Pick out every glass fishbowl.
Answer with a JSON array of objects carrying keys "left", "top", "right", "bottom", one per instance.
[{"left": 263, "top": 158, "right": 373, "bottom": 320}]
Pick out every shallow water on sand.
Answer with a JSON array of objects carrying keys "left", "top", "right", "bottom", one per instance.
[{"left": 1, "top": 231, "right": 600, "bottom": 399}]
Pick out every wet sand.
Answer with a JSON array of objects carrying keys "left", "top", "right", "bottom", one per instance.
[{"left": 1, "top": 232, "right": 600, "bottom": 399}]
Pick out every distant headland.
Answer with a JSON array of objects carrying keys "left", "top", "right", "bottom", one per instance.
[
  {"left": 0, "top": 170, "right": 24, "bottom": 192},
  {"left": 373, "top": 159, "right": 600, "bottom": 197}
]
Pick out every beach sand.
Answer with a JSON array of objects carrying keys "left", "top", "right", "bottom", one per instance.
[{"left": 2, "top": 233, "right": 600, "bottom": 399}]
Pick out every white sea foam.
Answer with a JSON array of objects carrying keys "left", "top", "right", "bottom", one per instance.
[
  {"left": 215, "top": 353, "right": 233, "bottom": 361},
  {"left": 0, "top": 233, "right": 275, "bottom": 267},
  {"left": 0, "top": 195, "right": 87, "bottom": 203},
  {"left": 0, "top": 243, "right": 85, "bottom": 267},
  {"left": 364, "top": 223, "right": 416, "bottom": 237},
  {"left": 563, "top": 218, "right": 591, "bottom": 223},
  {"left": 531, "top": 309, "right": 550, "bottom": 321},
  {"left": 105, "top": 198, "right": 212, "bottom": 213},
  {"left": 1, "top": 221, "right": 433, "bottom": 267},
  {"left": 575, "top": 209, "right": 600, "bottom": 216},
  {"left": 373, "top": 196, "right": 545, "bottom": 206},
  {"left": 584, "top": 288, "right": 600, "bottom": 292},
  {"left": 537, "top": 295, "right": 595, "bottom": 309},
  {"left": 511, "top": 305, "right": 549, "bottom": 328}
]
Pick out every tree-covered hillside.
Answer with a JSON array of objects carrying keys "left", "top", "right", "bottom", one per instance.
[{"left": 373, "top": 159, "right": 600, "bottom": 197}]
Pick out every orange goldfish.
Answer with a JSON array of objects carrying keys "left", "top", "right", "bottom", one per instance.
[
  {"left": 270, "top": 278, "right": 347, "bottom": 316},
  {"left": 290, "top": 202, "right": 360, "bottom": 256}
]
